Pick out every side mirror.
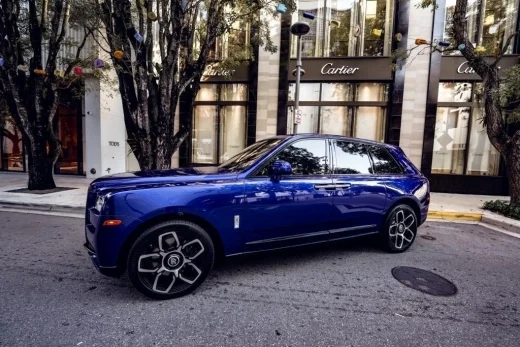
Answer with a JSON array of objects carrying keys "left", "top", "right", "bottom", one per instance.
[{"left": 270, "top": 160, "right": 292, "bottom": 179}]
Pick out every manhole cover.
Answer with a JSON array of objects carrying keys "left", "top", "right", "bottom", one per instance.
[
  {"left": 420, "top": 235, "right": 436, "bottom": 241},
  {"left": 392, "top": 266, "right": 457, "bottom": 296}
]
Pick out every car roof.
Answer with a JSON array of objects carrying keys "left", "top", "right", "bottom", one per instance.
[{"left": 264, "top": 133, "right": 398, "bottom": 149}]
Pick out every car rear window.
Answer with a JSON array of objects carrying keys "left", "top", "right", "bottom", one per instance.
[{"left": 368, "top": 146, "right": 403, "bottom": 174}]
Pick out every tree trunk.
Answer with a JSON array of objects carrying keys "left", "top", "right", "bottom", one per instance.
[
  {"left": 27, "top": 150, "right": 56, "bottom": 190},
  {"left": 506, "top": 135, "right": 520, "bottom": 204}
]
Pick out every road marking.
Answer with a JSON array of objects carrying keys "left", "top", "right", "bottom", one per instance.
[{"left": 0, "top": 207, "right": 84, "bottom": 219}]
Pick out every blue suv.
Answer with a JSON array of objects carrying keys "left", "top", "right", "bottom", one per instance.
[{"left": 84, "top": 134, "right": 430, "bottom": 299}]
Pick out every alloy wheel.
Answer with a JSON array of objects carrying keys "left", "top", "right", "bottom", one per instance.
[{"left": 388, "top": 208, "right": 416, "bottom": 250}]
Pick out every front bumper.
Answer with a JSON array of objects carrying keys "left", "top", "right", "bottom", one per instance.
[{"left": 83, "top": 239, "right": 124, "bottom": 278}]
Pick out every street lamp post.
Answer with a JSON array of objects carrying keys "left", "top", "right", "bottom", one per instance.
[{"left": 290, "top": 21, "right": 310, "bottom": 134}]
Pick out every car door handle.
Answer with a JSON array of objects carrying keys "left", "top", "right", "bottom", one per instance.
[
  {"left": 314, "top": 183, "right": 351, "bottom": 190},
  {"left": 314, "top": 184, "right": 337, "bottom": 190}
]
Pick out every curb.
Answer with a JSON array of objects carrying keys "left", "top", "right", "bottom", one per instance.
[
  {"left": 481, "top": 213, "right": 520, "bottom": 235},
  {"left": 427, "top": 210, "right": 483, "bottom": 222},
  {"left": 0, "top": 200, "right": 84, "bottom": 214}
]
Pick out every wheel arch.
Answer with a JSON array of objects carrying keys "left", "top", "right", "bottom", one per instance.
[
  {"left": 117, "top": 212, "right": 225, "bottom": 273},
  {"left": 385, "top": 196, "right": 421, "bottom": 225}
]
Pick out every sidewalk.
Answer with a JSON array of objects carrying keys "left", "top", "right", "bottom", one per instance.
[{"left": 0, "top": 171, "right": 518, "bottom": 234}]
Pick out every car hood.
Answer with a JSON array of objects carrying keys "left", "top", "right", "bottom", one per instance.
[{"left": 89, "top": 166, "right": 238, "bottom": 191}]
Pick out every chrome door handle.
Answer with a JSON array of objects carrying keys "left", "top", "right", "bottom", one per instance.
[{"left": 314, "top": 184, "right": 337, "bottom": 190}]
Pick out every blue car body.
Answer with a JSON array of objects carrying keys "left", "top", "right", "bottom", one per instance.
[{"left": 84, "top": 134, "right": 429, "bottom": 278}]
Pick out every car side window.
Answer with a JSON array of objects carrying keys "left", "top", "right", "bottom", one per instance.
[
  {"left": 333, "top": 140, "right": 372, "bottom": 175},
  {"left": 257, "top": 139, "right": 329, "bottom": 176},
  {"left": 369, "top": 146, "right": 403, "bottom": 174}
]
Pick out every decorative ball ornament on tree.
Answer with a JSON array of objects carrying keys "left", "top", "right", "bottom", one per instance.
[
  {"left": 93, "top": 59, "right": 105, "bottom": 69},
  {"left": 137, "top": 0, "right": 145, "bottom": 7},
  {"left": 17, "top": 65, "right": 28, "bottom": 72},
  {"left": 302, "top": 12, "right": 315, "bottom": 20},
  {"left": 415, "top": 38, "right": 428, "bottom": 45},
  {"left": 0, "top": 57, "right": 4, "bottom": 67},
  {"left": 372, "top": 29, "right": 382, "bottom": 37},
  {"left": 394, "top": 33, "right": 403, "bottom": 42},
  {"left": 54, "top": 70, "right": 65, "bottom": 78},
  {"left": 147, "top": 12, "right": 158, "bottom": 21},
  {"left": 134, "top": 32, "right": 144, "bottom": 43},
  {"left": 458, "top": 43, "right": 465, "bottom": 50},
  {"left": 34, "top": 69, "right": 47, "bottom": 75},
  {"left": 330, "top": 20, "right": 340, "bottom": 28},
  {"left": 73, "top": 66, "right": 83, "bottom": 75},
  {"left": 438, "top": 41, "right": 450, "bottom": 47},
  {"left": 475, "top": 46, "right": 486, "bottom": 53},
  {"left": 276, "top": 3, "right": 287, "bottom": 14},
  {"left": 114, "top": 50, "right": 124, "bottom": 60}
]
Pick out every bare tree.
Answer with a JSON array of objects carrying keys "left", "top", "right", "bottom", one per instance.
[
  {"left": 94, "top": 0, "right": 294, "bottom": 170},
  {"left": 0, "top": 0, "right": 101, "bottom": 189}
]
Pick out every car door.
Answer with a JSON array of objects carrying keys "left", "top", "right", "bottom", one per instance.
[
  {"left": 243, "top": 138, "right": 335, "bottom": 251},
  {"left": 328, "top": 139, "right": 387, "bottom": 240}
]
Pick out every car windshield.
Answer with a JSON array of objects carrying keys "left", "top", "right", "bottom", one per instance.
[{"left": 218, "top": 138, "right": 283, "bottom": 173}]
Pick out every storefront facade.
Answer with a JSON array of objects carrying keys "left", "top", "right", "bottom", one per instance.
[{"left": 416, "top": 0, "right": 520, "bottom": 195}]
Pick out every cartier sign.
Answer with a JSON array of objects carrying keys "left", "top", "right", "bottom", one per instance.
[
  {"left": 440, "top": 56, "right": 519, "bottom": 80},
  {"left": 201, "top": 62, "right": 249, "bottom": 82},
  {"left": 320, "top": 62, "right": 359, "bottom": 75},
  {"left": 289, "top": 57, "right": 393, "bottom": 81}
]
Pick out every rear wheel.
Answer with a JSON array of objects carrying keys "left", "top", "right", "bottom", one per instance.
[
  {"left": 127, "top": 220, "right": 215, "bottom": 300},
  {"left": 380, "top": 204, "right": 417, "bottom": 253}
]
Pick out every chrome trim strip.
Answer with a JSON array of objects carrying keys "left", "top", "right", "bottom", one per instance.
[
  {"left": 246, "top": 230, "right": 329, "bottom": 245},
  {"left": 329, "top": 224, "right": 377, "bottom": 234}
]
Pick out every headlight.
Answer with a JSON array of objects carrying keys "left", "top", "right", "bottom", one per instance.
[
  {"left": 95, "top": 195, "right": 106, "bottom": 212},
  {"left": 413, "top": 182, "right": 429, "bottom": 200}
]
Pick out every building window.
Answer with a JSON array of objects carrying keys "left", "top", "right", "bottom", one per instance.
[
  {"left": 291, "top": 0, "right": 395, "bottom": 58},
  {"left": 205, "top": 21, "right": 251, "bottom": 60},
  {"left": 1, "top": 115, "right": 25, "bottom": 171},
  {"left": 443, "top": 0, "right": 518, "bottom": 55},
  {"left": 287, "top": 82, "right": 389, "bottom": 142},
  {"left": 192, "top": 84, "right": 248, "bottom": 165},
  {"left": 432, "top": 82, "right": 500, "bottom": 176}
]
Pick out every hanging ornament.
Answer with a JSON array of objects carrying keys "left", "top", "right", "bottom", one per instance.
[
  {"left": 394, "top": 33, "right": 403, "bottom": 42},
  {"left": 0, "top": 57, "right": 4, "bottom": 67},
  {"left": 147, "top": 12, "right": 158, "bottom": 21},
  {"left": 134, "top": 32, "right": 144, "bottom": 43},
  {"left": 488, "top": 24, "right": 498, "bottom": 35},
  {"left": 438, "top": 41, "right": 450, "bottom": 47},
  {"left": 353, "top": 25, "right": 361, "bottom": 37},
  {"left": 114, "top": 50, "right": 124, "bottom": 60},
  {"left": 54, "top": 70, "right": 65, "bottom": 78},
  {"left": 458, "top": 43, "right": 466, "bottom": 50},
  {"left": 17, "top": 65, "right": 29, "bottom": 72},
  {"left": 415, "top": 38, "right": 428, "bottom": 45},
  {"left": 73, "top": 66, "right": 83, "bottom": 75},
  {"left": 276, "top": 3, "right": 287, "bottom": 14},
  {"left": 475, "top": 46, "right": 486, "bottom": 53},
  {"left": 330, "top": 20, "right": 340, "bottom": 28},
  {"left": 93, "top": 59, "right": 105, "bottom": 69},
  {"left": 34, "top": 69, "right": 47, "bottom": 76},
  {"left": 372, "top": 29, "right": 382, "bottom": 37},
  {"left": 302, "top": 12, "right": 315, "bottom": 20}
]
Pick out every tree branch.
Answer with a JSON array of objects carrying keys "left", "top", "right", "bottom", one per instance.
[{"left": 491, "top": 30, "right": 520, "bottom": 67}]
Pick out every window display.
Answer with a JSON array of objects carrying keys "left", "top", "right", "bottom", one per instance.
[
  {"left": 192, "top": 84, "right": 248, "bottom": 165},
  {"left": 287, "top": 82, "right": 388, "bottom": 141}
]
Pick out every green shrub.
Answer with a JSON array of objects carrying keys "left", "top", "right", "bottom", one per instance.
[{"left": 482, "top": 200, "right": 520, "bottom": 220}]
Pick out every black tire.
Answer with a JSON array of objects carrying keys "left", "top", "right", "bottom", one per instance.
[
  {"left": 379, "top": 204, "right": 418, "bottom": 253},
  {"left": 127, "top": 220, "right": 215, "bottom": 300}
]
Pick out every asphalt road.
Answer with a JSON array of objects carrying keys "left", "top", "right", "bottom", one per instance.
[{"left": 0, "top": 211, "right": 519, "bottom": 347}]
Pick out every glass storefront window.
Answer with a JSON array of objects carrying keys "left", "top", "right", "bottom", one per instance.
[
  {"left": 219, "top": 106, "right": 247, "bottom": 162},
  {"left": 289, "top": 83, "right": 321, "bottom": 102},
  {"left": 192, "top": 106, "right": 218, "bottom": 164},
  {"left": 287, "top": 82, "right": 388, "bottom": 141},
  {"left": 56, "top": 105, "right": 80, "bottom": 174},
  {"left": 192, "top": 84, "right": 248, "bottom": 165},
  {"left": 432, "top": 107, "right": 470, "bottom": 174},
  {"left": 432, "top": 81, "right": 501, "bottom": 176},
  {"left": 438, "top": 82, "right": 472, "bottom": 102},
  {"left": 443, "top": 0, "right": 518, "bottom": 55},
  {"left": 291, "top": 0, "right": 394, "bottom": 58},
  {"left": 466, "top": 107, "right": 500, "bottom": 176},
  {"left": 1, "top": 116, "right": 24, "bottom": 171}
]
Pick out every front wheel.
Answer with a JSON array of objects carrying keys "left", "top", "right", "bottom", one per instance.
[
  {"left": 127, "top": 220, "right": 215, "bottom": 300},
  {"left": 379, "top": 204, "right": 418, "bottom": 253}
]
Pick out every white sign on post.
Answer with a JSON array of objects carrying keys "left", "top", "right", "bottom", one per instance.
[{"left": 294, "top": 109, "right": 302, "bottom": 125}]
